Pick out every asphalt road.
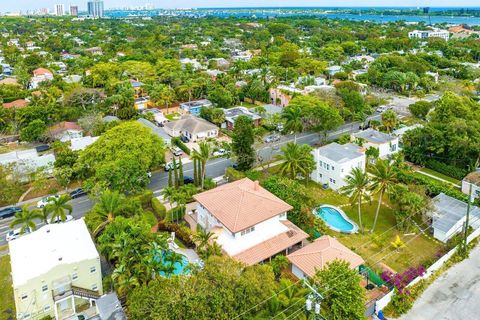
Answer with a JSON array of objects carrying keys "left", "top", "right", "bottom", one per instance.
[
  {"left": 399, "top": 244, "right": 480, "bottom": 320},
  {"left": 0, "top": 114, "right": 380, "bottom": 246}
]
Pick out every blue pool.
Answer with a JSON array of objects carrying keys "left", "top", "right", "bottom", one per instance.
[
  {"left": 314, "top": 205, "right": 358, "bottom": 233},
  {"left": 157, "top": 252, "right": 190, "bottom": 276}
]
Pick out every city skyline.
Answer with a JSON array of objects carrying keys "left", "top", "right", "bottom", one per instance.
[{"left": 3, "top": 1, "right": 480, "bottom": 12}]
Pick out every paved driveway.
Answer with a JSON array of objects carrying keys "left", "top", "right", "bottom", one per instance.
[{"left": 399, "top": 244, "right": 480, "bottom": 320}]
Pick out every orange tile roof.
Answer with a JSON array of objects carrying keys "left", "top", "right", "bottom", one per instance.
[
  {"left": 193, "top": 178, "right": 293, "bottom": 233},
  {"left": 287, "top": 235, "right": 364, "bottom": 278},
  {"left": 0, "top": 77, "right": 19, "bottom": 86},
  {"left": 233, "top": 221, "right": 308, "bottom": 266},
  {"left": 33, "top": 68, "right": 53, "bottom": 77},
  {"left": 49, "top": 121, "right": 82, "bottom": 135},
  {"left": 3, "top": 99, "right": 28, "bottom": 109}
]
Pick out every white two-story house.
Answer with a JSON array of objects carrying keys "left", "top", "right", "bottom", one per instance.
[
  {"left": 193, "top": 178, "right": 308, "bottom": 266},
  {"left": 351, "top": 128, "right": 399, "bottom": 159},
  {"left": 311, "top": 143, "right": 366, "bottom": 191}
]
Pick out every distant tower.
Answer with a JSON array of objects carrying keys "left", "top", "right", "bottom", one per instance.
[
  {"left": 423, "top": 7, "right": 430, "bottom": 14},
  {"left": 87, "top": 0, "right": 104, "bottom": 18},
  {"left": 54, "top": 4, "right": 65, "bottom": 16},
  {"left": 70, "top": 5, "right": 79, "bottom": 16}
]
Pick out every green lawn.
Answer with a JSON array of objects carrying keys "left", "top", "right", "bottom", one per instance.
[
  {"left": 0, "top": 254, "right": 15, "bottom": 319},
  {"left": 165, "top": 113, "right": 181, "bottom": 121},
  {"left": 302, "top": 182, "right": 445, "bottom": 273},
  {"left": 417, "top": 168, "right": 461, "bottom": 186}
]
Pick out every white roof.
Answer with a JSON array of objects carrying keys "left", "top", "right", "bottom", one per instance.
[
  {"left": 9, "top": 219, "right": 99, "bottom": 287},
  {"left": 70, "top": 136, "right": 99, "bottom": 151}
]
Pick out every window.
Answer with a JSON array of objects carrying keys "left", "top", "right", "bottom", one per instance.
[
  {"left": 279, "top": 213, "right": 287, "bottom": 219},
  {"left": 21, "top": 294, "right": 28, "bottom": 300},
  {"left": 331, "top": 166, "right": 335, "bottom": 171},
  {"left": 41, "top": 285, "right": 48, "bottom": 292},
  {"left": 91, "top": 284, "right": 98, "bottom": 291},
  {"left": 326, "top": 164, "right": 330, "bottom": 170},
  {"left": 72, "top": 273, "right": 78, "bottom": 281},
  {"left": 90, "top": 266, "right": 96, "bottom": 273},
  {"left": 44, "top": 305, "right": 50, "bottom": 312},
  {"left": 319, "top": 161, "right": 323, "bottom": 167},
  {"left": 240, "top": 226, "right": 255, "bottom": 236}
]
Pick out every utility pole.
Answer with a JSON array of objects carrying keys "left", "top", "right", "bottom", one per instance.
[
  {"left": 460, "top": 183, "right": 473, "bottom": 257},
  {"left": 304, "top": 280, "right": 325, "bottom": 320}
]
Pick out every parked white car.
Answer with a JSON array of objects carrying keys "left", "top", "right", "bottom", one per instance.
[
  {"left": 37, "top": 195, "right": 59, "bottom": 208},
  {"left": 213, "top": 149, "right": 227, "bottom": 157},
  {"left": 6, "top": 228, "right": 24, "bottom": 242},
  {"left": 48, "top": 215, "right": 74, "bottom": 224}
]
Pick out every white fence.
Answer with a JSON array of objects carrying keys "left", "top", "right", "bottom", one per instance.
[{"left": 375, "top": 226, "right": 480, "bottom": 314}]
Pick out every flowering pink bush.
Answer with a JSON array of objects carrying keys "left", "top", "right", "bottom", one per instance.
[{"left": 381, "top": 265, "right": 426, "bottom": 294}]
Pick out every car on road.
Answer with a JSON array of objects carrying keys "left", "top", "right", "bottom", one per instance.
[
  {"left": 277, "top": 123, "right": 284, "bottom": 131},
  {"left": 264, "top": 135, "right": 281, "bottom": 143},
  {"left": 171, "top": 147, "right": 183, "bottom": 156},
  {"left": 69, "top": 188, "right": 87, "bottom": 199},
  {"left": 48, "top": 215, "right": 74, "bottom": 224},
  {"left": 6, "top": 228, "right": 28, "bottom": 242},
  {"left": 0, "top": 207, "right": 21, "bottom": 219},
  {"left": 183, "top": 176, "right": 194, "bottom": 184},
  {"left": 164, "top": 161, "right": 181, "bottom": 171},
  {"left": 180, "top": 135, "right": 190, "bottom": 143},
  {"left": 213, "top": 149, "right": 227, "bottom": 157},
  {"left": 37, "top": 195, "right": 60, "bottom": 208}
]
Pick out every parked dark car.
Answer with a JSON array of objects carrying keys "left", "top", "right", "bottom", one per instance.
[
  {"left": 183, "top": 176, "right": 194, "bottom": 184},
  {"left": 69, "top": 188, "right": 87, "bottom": 199},
  {"left": 0, "top": 207, "right": 21, "bottom": 219},
  {"left": 35, "top": 144, "right": 50, "bottom": 153},
  {"left": 180, "top": 135, "right": 190, "bottom": 143}
]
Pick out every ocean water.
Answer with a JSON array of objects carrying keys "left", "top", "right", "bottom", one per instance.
[{"left": 105, "top": 7, "right": 480, "bottom": 25}]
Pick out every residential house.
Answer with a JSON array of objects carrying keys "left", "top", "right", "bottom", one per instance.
[
  {"left": 326, "top": 65, "right": 344, "bottom": 77},
  {"left": 205, "top": 69, "right": 224, "bottom": 80},
  {"left": 311, "top": 143, "right": 366, "bottom": 191},
  {"left": 30, "top": 68, "right": 54, "bottom": 89},
  {"left": 287, "top": 236, "right": 364, "bottom": 279},
  {"left": 69, "top": 136, "right": 99, "bottom": 151},
  {"left": 430, "top": 193, "right": 480, "bottom": 243},
  {"left": 193, "top": 178, "right": 309, "bottom": 265},
  {"left": 95, "top": 292, "right": 127, "bottom": 320},
  {"left": 9, "top": 219, "right": 103, "bottom": 320},
  {"left": 163, "top": 115, "right": 218, "bottom": 142},
  {"left": 408, "top": 29, "right": 450, "bottom": 41},
  {"left": 351, "top": 129, "right": 399, "bottom": 159},
  {"left": 137, "top": 118, "right": 172, "bottom": 145},
  {"left": 223, "top": 107, "right": 262, "bottom": 129},
  {"left": 180, "top": 58, "right": 202, "bottom": 71},
  {"left": 179, "top": 99, "right": 212, "bottom": 116},
  {"left": 142, "top": 108, "right": 168, "bottom": 125},
  {"left": 85, "top": 47, "right": 103, "bottom": 55},
  {"left": 462, "top": 171, "right": 480, "bottom": 201},
  {"left": 392, "top": 124, "right": 423, "bottom": 142},
  {"left": 0, "top": 77, "right": 19, "bottom": 85},
  {"left": 3, "top": 99, "right": 28, "bottom": 109},
  {"left": 209, "top": 57, "right": 230, "bottom": 70},
  {"left": 0, "top": 149, "right": 55, "bottom": 179},
  {"left": 269, "top": 85, "right": 304, "bottom": 107},
  {"left": 49, "top": 122, "right": 83, "bottom": 142},
  {"left": 63, "top": 75, "right": 82, "bottom": 84},
  {"left": 134, "top": 96, "right": 152, "bottom": 110},
  {"left": 50, "top": 62, "right": 67, "bottom": 74}
]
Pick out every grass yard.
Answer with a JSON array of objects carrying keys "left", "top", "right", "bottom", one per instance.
[
  {"left": 165, "top": 112, "right": 181, "bottom": 121},
  {"left": 303, "top": 182, "right": 445, "bottom": 273},
  {"left": 417, "top": 168, "right": 461, "bottom": 186},
  {"left": 0, "top": 253, "right": 15, "bottom": 320}
]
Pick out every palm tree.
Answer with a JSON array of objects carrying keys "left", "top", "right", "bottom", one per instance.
[
  {"left": 46, "top": 194, "right": 72, "bottom": 223},
  {"left": 340, "top": 167, "right": 370, "bottom": 234},
  {"left": 282, "top": 106, "right": 303, "bottom": 143},
  {"left": 93, "top": 189, "right": 123, "bottom": 237},
  {"left": 10, "top": 206, "right": 42, "bottom": 234},
  {"left": 191, "top": 142, "right": 211, "bottom": 190},
  {"left": 193, "top": 227, "right": 216, "bottom": 258},
  {"left": 276, "top": 142, "right": 315, "bottom": 180},
  {"left": 39, "top": 206, "right": 51, "bottom": 224},
  {"left": 369, "top": 159, "right": 397, "bottom": 233}
]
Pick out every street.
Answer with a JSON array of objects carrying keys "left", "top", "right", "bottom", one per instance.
[
  {"left": 0, "top": 115, "right": 379, "bottom": 246},
  {"left": 399, "top": 244, "right": 480, "bottom": 320}
]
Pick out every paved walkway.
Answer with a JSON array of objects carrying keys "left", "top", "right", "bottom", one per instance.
[{"left": 399, "top": 244, "right": 480, "bottom": 320}]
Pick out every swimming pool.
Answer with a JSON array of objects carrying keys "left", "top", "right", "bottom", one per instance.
[
  {"left": 314, "top": 205, "right": 358, "bottom": 233},
  {"left": 157, "top": 252, "right": 190, "bottom": 276}
]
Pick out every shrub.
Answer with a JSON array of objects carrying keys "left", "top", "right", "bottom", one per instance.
[
  {"left": 135, "top": 189, "right": 154, "bottom": 207},
  {"left": 245, "top": 170, "right": 261, "bottom": 181},
  {"left": 151, "top": 198, "right": 167, "bottom": 219},
  {"left": 225, "top": 167, "right": 246, "bottom": 181},
  {"left": 171, "top": 137, "right": 191, "bottom": 155},
  {"left": 203, "top": 177, "right": 216, "bottom": 190},
  {"left": 156, "top": 220, "right": 195, "bottom": 248},
  {"left": 142, "top": 210, "right": 158, "bottom": 227},
  {"left": 425, "top": 159, "right": 467, "bottom": 180}
]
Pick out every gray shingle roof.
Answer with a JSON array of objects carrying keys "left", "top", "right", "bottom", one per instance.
[
  {"left": 163, "top": 115, "right": 217, "bottom": 134},
  {"left": 137, "top": 118, "right": 172, "bottom": 144},
  {"left": 317, "top": 143, "right": 364, "bottom": 163},
  {"left": 353, "top": 129, "right": 395, "bottom": 144},
  {"left": 432, "top": 193, "right": 480, "bottom": 233}
]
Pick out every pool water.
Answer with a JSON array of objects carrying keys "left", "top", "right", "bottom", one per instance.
[
  {"left": 315, "top": 206, "right": 356, "bottom": 233},
  {"left": 157, "top": 252, "right": 190, "bottom": 276}
]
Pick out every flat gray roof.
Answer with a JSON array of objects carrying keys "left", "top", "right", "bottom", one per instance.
[
  {"left": 353, "top": 128, "right": 395, "bottom": 144},
  {"left": 317, "top": 143, "right": 364, "bottom": 163},
  {"left": 432, "top": 193, "right": 480, "bottom": 233}
]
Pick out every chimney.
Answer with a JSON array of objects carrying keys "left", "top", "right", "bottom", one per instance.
[{"left": 254, "top": 180, "right": 259, "bottom": 191}]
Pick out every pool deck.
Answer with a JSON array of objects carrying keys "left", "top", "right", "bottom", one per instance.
[{"left": 169, "top": 242, "right": 200, "bottom": 264}]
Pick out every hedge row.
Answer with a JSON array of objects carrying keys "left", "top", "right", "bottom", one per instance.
[
  {"left": 156, "top": 220, "right": 195, "bottom": 248},
  {"left": 425, "top": 159, "right": 468, "bottom": 180},
  {"left": 397, "top": 170, "right": 468, "bottom": 202},
  {"left": 151, "top": 198, "right": 167, "bottom": 219},
  {"left": 171, "top": 137, "right": 191, "bottom": 155}
]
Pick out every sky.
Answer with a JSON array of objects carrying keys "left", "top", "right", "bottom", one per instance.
[{"left": 1, "top": 0, "right": 480, "bottom": 12}]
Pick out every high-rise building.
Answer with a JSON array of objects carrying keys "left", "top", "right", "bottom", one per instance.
[
  {"left": 87, "top": 0, "right": 104, "bottom": 18},
  {"left": 54, "top": 4, "right": 65, "bottom": 16},
  {"left": 69, "top": 5, "right": 78, "bottom": 16}
]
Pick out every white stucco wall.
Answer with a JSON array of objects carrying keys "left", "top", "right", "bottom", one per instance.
[{"left": 364, "top": 138, "right": 399, "bottom": 159}]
